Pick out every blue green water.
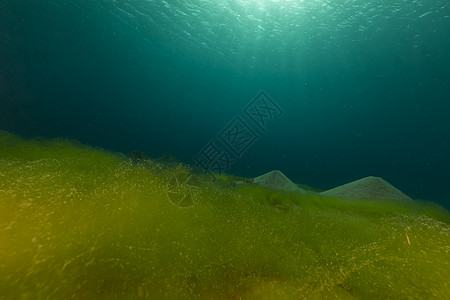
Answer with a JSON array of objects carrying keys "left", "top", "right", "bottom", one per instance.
[{"left": 1, "top": 0, "right": 450, "bottom": 207}]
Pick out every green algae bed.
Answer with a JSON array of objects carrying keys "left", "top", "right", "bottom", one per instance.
[{"left": 1, "top": 131, "right": 449, "bottom": 299}]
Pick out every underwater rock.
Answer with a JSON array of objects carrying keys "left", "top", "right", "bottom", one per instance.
[
  {"left": 320, "top": 176, "right": 412, "bottom": 201},
  {"left": 157, "top": 153, "right": 180, "bottom": 164},
  {"left": 127, "top": 151, "right": 150, "bottom": 161},
  {"left": 296, "top": 183, "right": 323, "bottom": 193},
  {"left": 156, "top": 153, "right": 189, "bottom": 169},
  {"left": 253, "top": 170, "right": 305, "bottom": 193}
]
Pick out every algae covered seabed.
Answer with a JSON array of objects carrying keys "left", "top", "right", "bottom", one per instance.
[{"left": 1, "top": 130, "right": 449, "bottom": 299}]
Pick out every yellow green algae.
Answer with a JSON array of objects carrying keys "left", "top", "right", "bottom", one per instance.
[{"left": 0, "top": 130, "right": 449, "bottom": 299}]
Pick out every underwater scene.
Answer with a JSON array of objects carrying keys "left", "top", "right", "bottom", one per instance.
[{"left": 1, "top": 0, "right": 450, "bottom": 299}]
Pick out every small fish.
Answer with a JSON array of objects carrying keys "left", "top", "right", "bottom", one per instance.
[{"left": 418, "top": 11, "right": 432, "bottom": 19}]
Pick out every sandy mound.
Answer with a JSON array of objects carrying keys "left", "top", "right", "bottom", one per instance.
[
  {"left": 320, "top": 176, "right": 412, "bottom": 201},
  {"left": 253, "top": 170, "right": 304, "bottom": 193}
]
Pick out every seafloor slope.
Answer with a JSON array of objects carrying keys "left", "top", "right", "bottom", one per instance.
[{"left": 0, "top": 130, "right": 449, "bottom": 299}]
